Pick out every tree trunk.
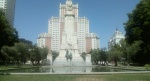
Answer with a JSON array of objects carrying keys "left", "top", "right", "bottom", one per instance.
[
  {"left": 17, "top": 60, "right": 20, "bottom": 66},
  {"left": 114, "top": 59, "right": 118, "bottom": 67},
  {"left": 38, "top": 60, "right": 40, "bottom": 65},
  {"left": 5, "top": 61, "right": 7, "bottom": 67}
]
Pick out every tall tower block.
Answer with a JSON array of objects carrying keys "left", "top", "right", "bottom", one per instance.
[{"left": 0, "top": 0, "right": 16, "bottom": 26}]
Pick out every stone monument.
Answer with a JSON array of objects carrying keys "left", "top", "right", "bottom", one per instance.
[
  {"left": 53, "top": 0, "right": 86, "bottom": 66},
  {"left": 47, "top": 50, "right": 52, "bottom": 65}
]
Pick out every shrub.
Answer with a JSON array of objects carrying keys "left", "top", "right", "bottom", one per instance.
[
  {"left": 0, "top": 72, "right": 5, "bottom": 75},
  {"left": 5, "top": 72, "right": 10, "bottom": 75},
  {"left": 0, "top": 72, "right": 10, "bottom": 75},
  {"left": 144, "top": 64, "right": 150, "bottom": 70}
]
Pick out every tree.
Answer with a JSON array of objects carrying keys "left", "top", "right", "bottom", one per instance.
[
  {"left": 91, "top": 49, "right": 100, "bottom": 65},
  {"left": 127, "top": 41, "right": 142, "bottom": 65},
  {"left": 90, "top": 49, "right": 108, "bottom": 65},
  {"left": 0, "top": 9, "right": 19, "bottom": 62},
  {"left": 124, "top": 0, "right": 150, "bottom": 65},
  {"left": 108, "top": 44, "right": 123, "bottom": 67},
  {"left": 14, "top": 43, "right": 29, "bottom": 65},
  {"left": 8, "top": 46, "right": 17, "bottom": 64},
  {"left": 1, "top": 43, "right": 31, "bottom": 66},
  {"left": 99, "top": 48, "right": 108, "bottom": 65},
  {"left": 29, "top": 46, "right": 41, "bottom": 65},
  {"left": 1, "top": 46, "right": 10, "bottom": 66},
  {"left": 51, "top": 51, "right": 59, "bottom": 62},
  {"left": 40, "top": 47, "right": 48, "bottom": 60},
  {"left": 28, "top": 45, "right": 49, "bottom": 65},
  {"left": 0, "top": 9, "right": 19, "bottom": 49},
  {"left": 120, "top": 39, "right": 142, "bottom": 65}
]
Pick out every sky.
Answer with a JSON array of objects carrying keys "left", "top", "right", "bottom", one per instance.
[{"left": 14, "top": 0, "right": 140, "bottom": 48}]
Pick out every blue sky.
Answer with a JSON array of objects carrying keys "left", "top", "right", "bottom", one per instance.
[{"left": 14, "top": 0, "right": 140, "bottom": 48}]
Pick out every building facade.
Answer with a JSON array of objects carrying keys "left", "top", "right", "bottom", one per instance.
[
  {"left": 37, "top": 0, "right": 100, "bottom": 53},
  {"left": 37, "top": 33, "right": 51, "bottom": 50},
  {"left": 86, "top": 33, "right": 100, "bottom": 53},
  {"left": 0, "top": 0, "right": 16, "bottom": 26},
  {"left": 108, "top": 29, "right": 125, "bottom": 50}
]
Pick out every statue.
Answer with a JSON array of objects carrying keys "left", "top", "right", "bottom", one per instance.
[
  {"left": 65, "top": 49, "right": 72, "bottom": 61},
  {"left": 66, "top": 0, "right": 73, "bottom": 11},
  {"left": 69, "top": 52, "right": 72, "bottom": 61},
  {"left": 67, "top": 41, "right": 72, "bottom": 49},
  {"left": 65, "top": 49, "right": 69, "bottom": 61},
  {"left": 47, "top": 50, "right": 52, "bottom": 65}
]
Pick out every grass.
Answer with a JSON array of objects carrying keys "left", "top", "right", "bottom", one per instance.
[{"left": 0, "top": 73, "right": 150, "bottom": 81}]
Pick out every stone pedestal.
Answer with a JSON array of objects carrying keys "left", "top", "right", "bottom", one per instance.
[
  {"left": 53, "top": 49, "right": 85, "bottom": 66},
  {"left": 86, "top": 54, "right": 92, "bottom": 66},
  {"left": 47, "top": 53, "right": 52, "bottom": 65}
]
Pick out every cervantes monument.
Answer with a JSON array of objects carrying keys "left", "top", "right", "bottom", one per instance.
[{"left": 52, "top": 0, "right": 92, "bottom": 67}]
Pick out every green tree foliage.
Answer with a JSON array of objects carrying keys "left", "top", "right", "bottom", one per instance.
[
  {"left": 0, "top": 42, "right": 49, "bottom": 66},
  {"left": 1, "top": 46, "right": 10, "bottom": 65},
  {"left": 91, "top": 49, "right": 108, "bottom": 65},
  {"left": 1, "top": 43, "right": 30, "bottom": 66},
  {"left": 1, "top": 45, "right": 19, "bottom": 65},
  {"left": 120, "top": 39, "right": 142, "bottom": 65},
  {"left": 40, "top": 47, "right": 48, "bottom": 60},
  {"left": 0, "top": 9, "right": 19, "bottom": 48},
  {"left": 51, "top": 51, "right": 59, "bottom": 62},
  {"left": 0, "top": 9, "right": 19, "bottom": 62},
  {"left": 14, "top": 43, "right": 29, "bottom": 65},
  {"left": 124, "top": 0, "right": 150, "bottom": 64},
  {"left": 29, "top": 46, "right": 48, "bottom": 65},
  {"left": 99, "top": 48, "right": 108, "bottom": 65},
  {"left": 108, "top": 44, "right": 123, "bottom": 67},
  {"left": 126, "top": 41, "right": 142, "bottom": 64},
  {"left": 8, "top": 46, "right": 17, "bottom": 64},
  {"left": 91, "top": 49, "right": 100, "bottom": 65}
]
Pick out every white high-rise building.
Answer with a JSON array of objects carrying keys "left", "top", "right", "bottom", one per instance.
[
  {"left": 86, "top": 33, "right": 100, "bottom": 53},
  {"left": 0, "top": 0, "right": 16, "bottom": 26},
  {"left": 108, "top": 29, "right": 125, "bottom": 50},
  {"left": 37, "top": 33, "right": 51, "bottom": 50},
  {"left": 37, "top": 0, "right": 100, "bottom": 53}
]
